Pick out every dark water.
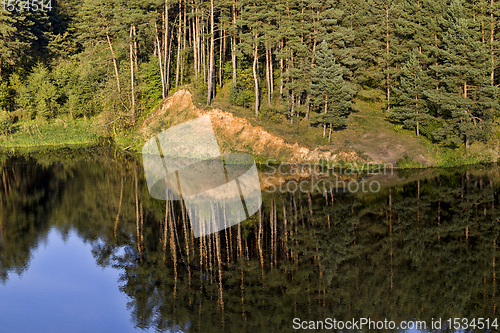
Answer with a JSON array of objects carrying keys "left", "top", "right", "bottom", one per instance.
[{"left": 0, "top": 148, "right": 499, "bottom": 332}]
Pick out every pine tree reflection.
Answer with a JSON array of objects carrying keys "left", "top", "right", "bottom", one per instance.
[{"left": 0, "top": 154, "right": 499, "bottom": 332}]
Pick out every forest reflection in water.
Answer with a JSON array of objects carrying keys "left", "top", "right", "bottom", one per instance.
[{"left": 0, "top": 148, "right": 499, "bottom": 332}]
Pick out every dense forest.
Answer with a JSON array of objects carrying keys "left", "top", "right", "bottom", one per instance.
[{"left": 0, "top": 0, "right": 499, "bottom": 148}]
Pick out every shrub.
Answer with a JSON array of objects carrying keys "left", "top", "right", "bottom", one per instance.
[
  {"left": 229, "top": 82, "right": 254, "bottom": 108},
  {"left": 140, "top": 56, "right": 164, "bottom": 110},
  {"left": 396, "top": 153, "right": 425, "bottom": 169},
  {"left": 0, "top": 82, "right": 15, "bottom": 111},
  {"left": 0, "top": 109, "right": 13, "bottom": 135},
  {"left": 18, "top": 63, "right": 60, "bottom": 120},
  {"left": 228, "top": 66, "right": 255, "bottom": 108},
  {"left": 258, "top": 105, "right": 284, "bottom": 123}
]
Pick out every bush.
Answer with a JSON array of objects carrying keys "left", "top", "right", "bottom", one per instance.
[
  {"left": 0, "top": 82, "right": 14, "bottom": 111},
  {"left": 195, "top": 76, "right": 208, "bottom": 104},
  {"left": 228, "top": 66, "right": 255, "bottom": 108},
  {"left": 18, "top": 63, "right": 60, "bottom": 120},
  {"left": 0, "top": 109, "right": 13, "bottom": 135},
  {"left": 258, "top": 105, "right": 284, "bottom": 123},
  {"left": 393, "top": 124, "right": 404, "bottom": 133},
  {"left": 396, "top": 153, "right": 425, "bottom": 169},
  {"left": 229, "top": 82, "right": 254, "bottom": 108},
  {"left": 139, "top": 56, "right": 164, "bottom": 110},
  {"left": 357, "top": 88, "right": 385, "bottom": 103}
]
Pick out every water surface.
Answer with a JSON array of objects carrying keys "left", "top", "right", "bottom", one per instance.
[{"left": 0, "top": 149, "right": 499, "bottom": 332}]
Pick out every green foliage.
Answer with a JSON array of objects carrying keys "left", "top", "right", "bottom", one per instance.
[
  {"left": 389, "top": 51, "right": 431, "bottom": 136},
  {"left": 396, "top": 153, "right": 425, "bottom": 169},
  {"left": 139, "top": 56, "right": 163, "bottom": 110},
  {"left": 222, "top": 61, "right": 233, "bottom": 85},
  {"left": 0, "top": 81, "right": 15, "bottom": 110},
  {"left": 424, "top": 0, "right": 497, "bottom": 147},
  {"left": 420, "top": 118, "right": 444, "bottom": 142},
  {"left": 229, "top": 81, "right": 254, "bottom": 109},
  {"left": 69, "top": 62, "right": 105, "bottom": 118},
  {"left": 0, "top": 0, "right": 499, "bottom": 165},
  {"left": 310, "top": 41, "right": 354, "bottom": 130},
  {"left": 356, "top": 89, "right": 385, "bottom": 103},
  {"left": 0, "top": 109, "right": 13, "bottom": 135},
  {"left": 227, "top": 65, "right": 255, "bottom": 109},
  {"left": 393, "top": 124, "right": 404, "bottom": 133},
  {"left": 434, "top": 146, "right": 494, "bottom": 168},
  {"left": 194, "top": 76, "right": 208, "bottom": 105},
  {"left": 258, "top": 105, "right": 285, "bottom": 123},
  {"left": 18, "top": 63, "right": 60, "bottom": 120}
]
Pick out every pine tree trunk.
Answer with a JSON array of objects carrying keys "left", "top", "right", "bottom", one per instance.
[
  {"left": 219, "top": 29, "right": 224, "bottom": 89},
  {"left": 176, "top": 0, "right": 182, "bottom": 88},
  {"left": 129, "top": 26, "right": 135, "bottom": 123},
  {"left": 415, "top": 77, "right": 419, "bottom": 137},
  {"left": 266, "top": 46, "right": 271, "bottom": 107},
  {"left": 328, "top": 123, "right": 332, "bottom": 143},
  {"left": 280, "top": 40, "right": 284, "bottom": 99},
  {"left": 163, "top": 2, "right": 169, "bottom": 96},
  {"left": 269, "top": 48, "right": 274, "bottom": 95},
  {"left": 181, "top": 0, "right": 187, "bottom": 85},
  {"left": 386, "top": 6, "right": 390, "bottom": 112},
  {"left": 193, "top": 8, "right": 198, "bottom": 79},
  {"left": 231, "top": 0, "right": 237, "bottom": 85},
  {"left": 290, "top": 51, "right": 295, "bottom": 124},
  {"left": 106, "top": 31, "right": 121, "bottom": 93},
  {"left": 155, "top": 21, "right": 166, "bottom": 99},
  {"left": 482, "top": 6, "right": 486, "bottom": 43},
  {"left": 201, "top": 20, "right": 206, "bottom": 84},
  {"left": 252, "top": 34, "right": 259, "bottom": 117},
  {"left": 323, "top": 95, "right": 327, "bottom": 137},
  {"left": 306, "top": 13, "right": 318, "bottom": 120},
  {"left": 133, "top": 26, "right": 138, "bottom": 73},
  {"left": 416, "top": 116, "right": 419, "bottom": 137},
  {"left": 464, "top": 81, "right": 470, "bottom": 149},
  {"left": 231, "top": 35, "right": 237, "bottom": 85},
  {"left": 207, "top": 0, "right": 215, "bottom": 105},
  {"left": 491, "top": 0, "right": 495, "bottom": 85}
]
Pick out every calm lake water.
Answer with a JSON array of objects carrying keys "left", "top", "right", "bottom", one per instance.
[{"left": 0, "top": 147, "right": 499, "bottom": 332}]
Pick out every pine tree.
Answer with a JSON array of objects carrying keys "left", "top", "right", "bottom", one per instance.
[
  {"left": 352, "top": 0, "right": 398, "bottom": 111},
  {"left": 425, "top": 0, "right": 497, "bottom": 148},
  {"left": 77, "top": 0, "right": 123, "bottom": 93},
  {"left": 390, "top": 51, "right": 431, "bottom": 137},
  {"left": 0, "top": 10, "right": 35, "bottom": 79},
  {"left": 310, "top": 40, "right": 353, "bottom": 142}
]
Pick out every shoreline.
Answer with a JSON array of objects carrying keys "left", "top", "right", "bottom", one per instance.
[{"left": 0, "top": 138, "right": 498, "bottom": 170}]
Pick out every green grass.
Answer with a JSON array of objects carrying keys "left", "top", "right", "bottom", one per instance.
[{"left": 0, "top": 119, "right": 102, "bottom": 148}]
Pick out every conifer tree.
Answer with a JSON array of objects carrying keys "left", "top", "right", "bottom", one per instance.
[
  {"left": 390, "top": 51, "right": 431, "bottom": 137},
  {"left": 0, "top": 10, "right": 35, "bottom": 79},
  {"left": 77, "top": 0, "right": 122, "bottom": 93},
  {"left": 425, "top": 0, "right": 497, "bottom": 148},
  {"left": 311, "top": 40, "right": 353, "bottom": 142}
]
